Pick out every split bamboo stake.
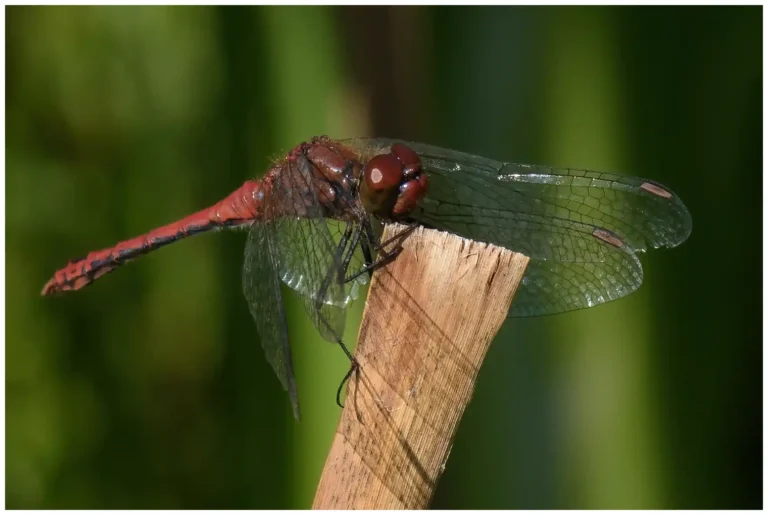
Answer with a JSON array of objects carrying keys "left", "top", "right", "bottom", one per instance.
[{"left": 313, "top": 224, "right": 529, "bottom": 509}]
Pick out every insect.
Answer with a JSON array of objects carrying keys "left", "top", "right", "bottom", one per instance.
[{"left": 43, "top": 136, "right": 692, "bottom": 419}]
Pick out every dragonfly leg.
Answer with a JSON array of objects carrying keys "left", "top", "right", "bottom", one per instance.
[
  {"left": 335, "top": 339, "right": 358, "bottom": 409},
  {"left": 359, "top": 238, "right": 374, "bottom": 280},
  {"left": 359, "top": 219, "right": 378, "bottom": 279},
  {"left": 339, "top": 224, "right": 363, "bottom": 279},
  {"left": 344, "top": 247, "right": 403, "bottom": 284},
  {"left": 344, "top": 222, "right": 417, "bottom": 284},
  {"left": 374, "top": 221, "right": 417, "bottom": 252},
  {"left": 327, "top": 222, "right": 418, "bottom": 408}
]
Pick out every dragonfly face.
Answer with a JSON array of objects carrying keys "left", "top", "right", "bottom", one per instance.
[{"left": 359, "top": 142, "right": 430, "bottom": 220}]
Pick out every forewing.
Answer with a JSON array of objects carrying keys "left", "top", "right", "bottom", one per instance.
[
  {"left": 242, "top": 220, "right": 300, "bottom": 420},
  {"left": 348, "top": 138, "right": 692, "bottom": 316}
]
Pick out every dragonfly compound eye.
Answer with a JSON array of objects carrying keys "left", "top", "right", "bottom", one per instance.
[
  {"left": 391, "top": 143, "right": 421, "bottom": 178},
  {"left": 360, "top": 153, "right": 404, "bottom": 218}
]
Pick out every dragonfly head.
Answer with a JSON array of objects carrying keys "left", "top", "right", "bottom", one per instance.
[{"left": 360, "top": 143, "right": 429, "bottom": 220}]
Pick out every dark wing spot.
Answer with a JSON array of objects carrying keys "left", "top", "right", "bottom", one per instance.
[
  {"left": 640, "top": 181, "right": 673, "bottom": 199},
  {"left": 592, "top": 228, "right": 625, "bottom": 248}
]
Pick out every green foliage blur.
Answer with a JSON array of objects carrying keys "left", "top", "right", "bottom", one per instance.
[{"left": 6, "top": 5, "right": 761, "bottom": 509}]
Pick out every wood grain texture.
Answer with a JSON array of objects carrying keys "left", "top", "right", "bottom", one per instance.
[{"left": 313, "top": 224, "right": 529, "bottom": 509}]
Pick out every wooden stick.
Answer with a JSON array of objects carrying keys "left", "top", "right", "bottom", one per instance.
[{"left": 313, "top": 224, "right": 530, "bottom": 509}]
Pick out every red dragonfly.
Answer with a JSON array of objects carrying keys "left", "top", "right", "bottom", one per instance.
[{"left": 42, "top": 136, "right": 692, "bottom": 419}]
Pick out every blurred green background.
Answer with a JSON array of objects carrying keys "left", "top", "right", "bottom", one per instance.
[{"left": 6, "top": 5, "right": 761, "bottom": 509}]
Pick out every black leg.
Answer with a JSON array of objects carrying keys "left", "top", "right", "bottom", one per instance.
[
  {"left": 344, "top": 222, "right": 417, "bottom": 284},
  {"left": 339, "top": 224, "right": 363, "bottom": 282},
  {"left": 344, "top": 246, "right": 403, "bottom": 284},
  {"left": 360, "top": 220, "right": 378, "bottom": 279},
  {"left": 373, "top": 221, "right": 417, "bottom": 252},
  {"left": 358, "top": 238, "right": 374, "bottom": 280},
  {"left": 336, "top": 346, "right": 358, "bottom": 409},
  {"left": 315, "top": 224, "right": 363, "bottom": 410},
  {"left": 332, "top": 222, "right": 418, "bottom": 411},
  {"left": 305, "top": 224, "right": 359, "bottom": 410}
]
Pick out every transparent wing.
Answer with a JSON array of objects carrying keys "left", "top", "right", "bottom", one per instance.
[
  {"left": 348, "top": 138, "right": 692, "bottom": 317},
  {"left": 509, "top": 238, "right": 644, "bottom": 316},
  {"left": 279, "top": 219, "right": 369, "bottom": 309},
  {"left": 242, "top": 220, "right": 300, "bottom": 420},
  {"left": 265, "top": 155, "right": 348, "bottom": 342}
]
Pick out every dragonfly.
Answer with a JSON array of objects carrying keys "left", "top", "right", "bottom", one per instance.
[{"left": 42, "top": 136, "right": 692, "bottom": 420}]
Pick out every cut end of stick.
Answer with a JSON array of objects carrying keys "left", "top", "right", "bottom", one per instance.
[{"left": 313, "top": 224, "right": 529, "bottom": 510}]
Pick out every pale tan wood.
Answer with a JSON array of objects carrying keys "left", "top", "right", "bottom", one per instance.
[{"left": 313, "top": 224, "right": 529, "bottom": 510}]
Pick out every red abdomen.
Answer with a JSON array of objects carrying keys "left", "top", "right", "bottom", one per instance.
[{"left": 42, "top": 180, "right": 263, "bottom": 295}]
